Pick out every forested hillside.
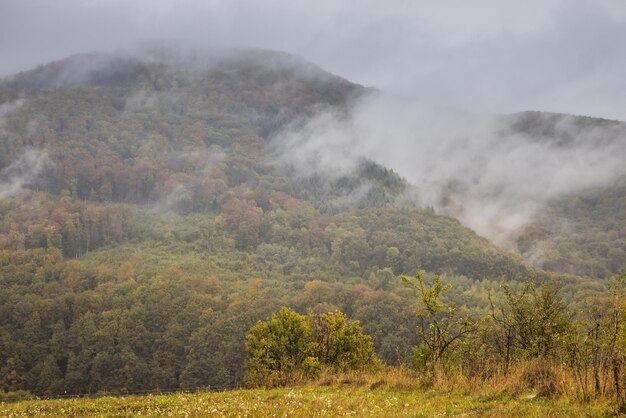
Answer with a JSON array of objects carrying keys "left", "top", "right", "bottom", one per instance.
[
  {"left": 0, "top": 49, "right": 621, "bottom": 396},
  {"left": 503, "top": 112, "right": 626, "bottom": 277}
]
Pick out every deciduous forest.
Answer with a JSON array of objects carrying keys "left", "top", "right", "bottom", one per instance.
[{"left": 0, "top": 49, "right": 624, "bottom": 412}]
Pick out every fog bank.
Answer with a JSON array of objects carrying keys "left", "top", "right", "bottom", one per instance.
[{"left": 272, "top": 94, "right": 626, "bottom": 244}]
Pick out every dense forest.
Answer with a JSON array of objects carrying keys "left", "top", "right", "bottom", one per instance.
[
  {"left": 0, "top": 49, "right": 623, "bottom": 401},
  {"left": 516, "top": 179, "right": 626, "bottom": 278}
]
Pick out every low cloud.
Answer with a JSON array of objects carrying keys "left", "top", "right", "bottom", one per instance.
[
  {"left": 272, "top": 94, "right": 626, "bottom": 244},
  {"left": 2, "top": 1, "right": 626, "bottom": 119},
  {"left": 0, "top": 149, "right": 50, "bottom": 197}
]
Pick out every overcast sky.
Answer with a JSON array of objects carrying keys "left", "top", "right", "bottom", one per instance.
[{"left": 1, "top": 0, "right": 626, "bottom": 120}]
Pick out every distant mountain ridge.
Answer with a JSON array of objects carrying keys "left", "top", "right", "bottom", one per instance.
[
  {"left": 500, "top": 110, "right": 626, "bottom": 146},
  {"left": 4, "top": 52, "right": 145, "bottom": 89},
  {"left": 3, "top": 48, "right": 364, "bottom": 97}
]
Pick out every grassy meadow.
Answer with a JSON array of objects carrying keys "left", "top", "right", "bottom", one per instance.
[{"left": 1, "top": 374, "right": 620, "bottom": 417}]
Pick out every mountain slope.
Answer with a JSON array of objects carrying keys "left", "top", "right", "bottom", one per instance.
[
  {"left": 0, "top": 49, "right": 614, "bottom": 395},
  {"left": 516, "top": 178, "right": 626, "bottom": 277},
  {"left": 498, "top": 111, "right": 626, "bottom": 277}
]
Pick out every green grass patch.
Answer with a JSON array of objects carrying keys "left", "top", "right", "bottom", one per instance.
[{"left": 0, "top": 386, "right": 618, "bottom": 417}]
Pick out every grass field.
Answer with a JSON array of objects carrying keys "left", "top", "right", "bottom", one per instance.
[{"left": 0, "top": 386, "right": 619, "bottom": 417}]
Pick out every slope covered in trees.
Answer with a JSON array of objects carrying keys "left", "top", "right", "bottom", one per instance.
[
  {"left": 516, "top": 179, "right": 626, "bottom": 278},
  {"left": 0, "top": 48, "right": 622, "bottom": 396},
  {"left": 499, "top": 112, "right": 626, "bottom": 277}
]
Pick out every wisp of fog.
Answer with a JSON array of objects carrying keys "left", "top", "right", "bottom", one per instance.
[
  {"left": 272, "top": 93, "right": 626, "bottom": 245},
  {"left": 0, "top": 149, "right": 49, "bottom": 198}
]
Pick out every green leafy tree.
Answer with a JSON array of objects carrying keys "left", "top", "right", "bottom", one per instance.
[
  {"left": 503, "top": 281, "right": 571, "bottom": 359},
  {"left": 245, "top": 308, "right": 379, "bottom": 386},
  {"left": 567, "top": 274, "right": 625, "bottom": 408},
  {"left": 610, "top": 273, "right": 626, "bottom": 412},
  {"left": 401, "top": 271, "right": 480, "bottom": 380},
  {"left": 245, "top": 307, "right": 316, "bottom": 386},
  {"left": 312, "top": 311, "right": 379, "bottom": 373}
]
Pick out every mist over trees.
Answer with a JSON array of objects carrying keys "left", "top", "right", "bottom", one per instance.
[{"left": 0, "top": 48, "right": 623, "bottom": 412}]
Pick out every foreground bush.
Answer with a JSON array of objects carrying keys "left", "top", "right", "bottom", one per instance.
[{"left": 245, "top": 308, "right": 379, "bottom": 386}]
